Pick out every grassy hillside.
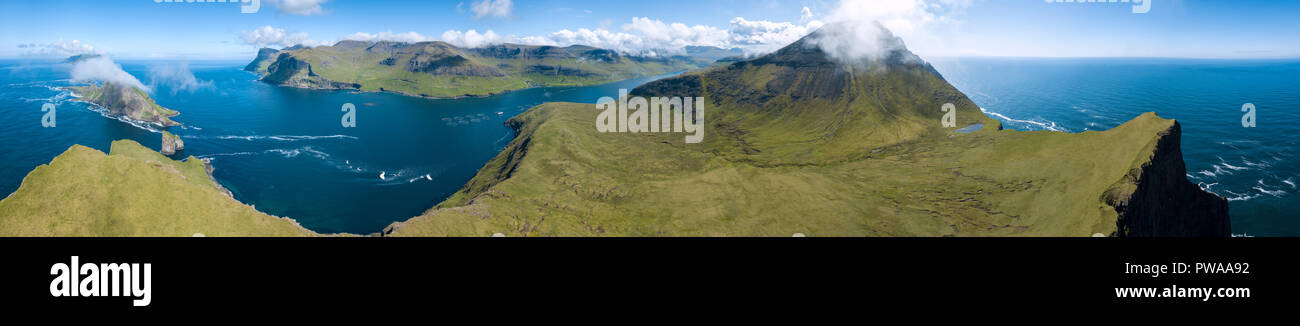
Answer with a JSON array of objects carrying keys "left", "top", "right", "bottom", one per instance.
[
  {"left": 0, "top": 140, "right": 314, "bottom": 236},
  {"left": 382, "top": 102, "right": 1183, "bottom": 237}
]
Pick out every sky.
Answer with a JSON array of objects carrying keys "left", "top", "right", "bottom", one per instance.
[{"left": 1, "top": 0, "right": 1298, "bottom": 60}]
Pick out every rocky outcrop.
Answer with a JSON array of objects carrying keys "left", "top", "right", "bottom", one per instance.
[
  {"left": 1105, "top": 119, "right": 1231, "bottom": 237},
  {"left": 160, "top": 131, "right": 184, "bottom": 155},
  {"left": 67, "top": 81, "right": 181, "bottom": 127}
]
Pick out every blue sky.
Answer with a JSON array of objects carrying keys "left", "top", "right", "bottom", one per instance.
[{"left": 2, "top": 0, "right": 1298, "bottom": 59}]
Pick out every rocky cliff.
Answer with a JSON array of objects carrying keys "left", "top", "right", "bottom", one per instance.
[
  {"left": 161, "top": 131, "right": 184, "bottom": 155},
  {"left": 1104, "top": 119, "right": 1231, "bottom": 236}
]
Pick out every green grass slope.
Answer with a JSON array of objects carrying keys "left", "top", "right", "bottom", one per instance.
[
  {"left": 383, "top": 103, "right": 1185, "bottom": 237},
  {"left": 0, "top": 140, "right": 314, "bottom": 236}
]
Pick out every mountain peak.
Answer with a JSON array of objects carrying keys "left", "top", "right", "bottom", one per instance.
[{"left": 763, "top": 21, "right": 924, "bottom": 70}]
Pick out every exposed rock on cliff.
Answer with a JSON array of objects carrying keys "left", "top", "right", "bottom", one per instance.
[
  {"left": 161, "top": 131, "right": 184, "bottom": 155},
  {"left": 1104, "top": 119, "right": 1231, "bottom": 236},
  {"left": 261, "top": 53, "right": 362, "bottom": 90},
  {"left": 244, "top": 48, "right": 281, "bottom": 73}
]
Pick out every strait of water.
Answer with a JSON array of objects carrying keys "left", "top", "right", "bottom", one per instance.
[{"left": 0, "top": 59, "right": 673, "bottom": 234}]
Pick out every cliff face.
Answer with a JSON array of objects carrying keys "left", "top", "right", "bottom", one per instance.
[
  {"left": 1106, "top": 121, "right": 1231, "bottom": 236},
  {"left": 68, "top": 81, "right": 181, "bottom": 127},
  {"left": 261, "top": 53, "right": 362, "bottom": 90},
  {"left": 161, "top": 131, "right": 184, "bottom": 155},
  {"left": 244, "top": 48, "right": 281, "bottom": 73}
]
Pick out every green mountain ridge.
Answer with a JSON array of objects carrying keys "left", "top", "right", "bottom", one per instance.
[{"left": 246, "top": 41, "right": 717, "bottom": 98}]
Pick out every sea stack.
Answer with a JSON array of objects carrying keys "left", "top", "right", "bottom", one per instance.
[{"left": 160, "top": 131, "right": 184, "bottom": 155}]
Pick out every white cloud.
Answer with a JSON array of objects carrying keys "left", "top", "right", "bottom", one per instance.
[
  {"left": 440, "top": 30, "right": 512, "bottom": 48},
  {"left": 729, "top": 17, "right": 824, "bottom": 54},
  {"left": 240, "top": 26, "right": 321, "bottom": 48},
  {"left": 18, "top": 39, "right": 98, "bottom": 57},
  {"left": 342, "top": 31, "right": 438, "bottom": 43},
  {"left": 147, "top": 62, "right": 214, "bottom": 94},
  {"left": 468, "top": 0, "right": 512, "bottom": 19},
  {"left": 271, "top": 0, "right": 329, "bottom": 16},
  {"left": 71, "top": 56, "right": 149, "bottom": 92},
  {"left": 816, "top": 0, "right": 972, "bottom": 60},
  {"left": 622, "top": 17, "right": 731, "bottom": 52},
  {"left": 322, "top": 0, "right": 972, "bottom": 58}
]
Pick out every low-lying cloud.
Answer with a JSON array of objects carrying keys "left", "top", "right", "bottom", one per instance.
[
  {"left": 71, "top": 56, "right": 149, "bottom": 92},
  {"left": 148, "top": 63, "right": 214, "bottom": 94}
]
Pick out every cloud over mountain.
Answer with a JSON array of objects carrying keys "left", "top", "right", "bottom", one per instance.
[{"left": 70, "top": 56, "right": 149, "bottom": 92}]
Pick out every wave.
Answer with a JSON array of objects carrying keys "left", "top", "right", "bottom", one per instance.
[
  {"left": 79, "top": 102, "right": 166, "bottom": 133},
  {"left": 1254, "top": 185, "right": 1288, "bottom": 198},
  {"left": 181, "top": 134, "right": 358, "bottom": 142},
  {"left": 979, "top": 107, "right": 1067, "bottom": 132},
  {"left": 1222, "top": 190, "right": 1259, "bottom": 202}
]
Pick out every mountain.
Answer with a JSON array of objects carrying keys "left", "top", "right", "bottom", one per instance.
[
  {"left": 383, "top": 24, "right": 1229, "bottom": 236},
  {"left": 245, "top": 41, "right": 704, "bottom": 98},
  {"left": 66, "top": 81, "right": 182, "bottom": 127},
  {"left": 683, "top": 45, "right": 745, "bottom": 63},
  {"left": 0, "top": 140, "right": 314, "bottom": 236}
]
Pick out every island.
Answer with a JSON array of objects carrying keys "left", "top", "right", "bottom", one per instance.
[
  {"left": 66, "top": 81, "right": 182, "bottom": 127},
  {"left": 244, "top": 41, "right": 724, "bottom": 98}
]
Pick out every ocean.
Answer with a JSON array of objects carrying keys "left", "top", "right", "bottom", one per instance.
[
  {"left": 932, "top": 57, "right": 1300, "bottom": 236},
  {"left": 1, "top": 58, "right": 1296, "bottom": 235},
  {"left": 0, "top": 59, "right": 672, "bottom": 234}
]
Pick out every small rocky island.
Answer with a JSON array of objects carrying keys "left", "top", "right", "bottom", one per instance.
[
  {"left": 66, "top": 81, "right": 182, "bottom": 127},
  {"left": 161, "top": 131, "right": 185, "bottom": 155}
]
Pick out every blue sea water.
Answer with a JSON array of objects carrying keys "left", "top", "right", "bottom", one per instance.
[
  {"left": 932, "top": 57, "right": 1300, "bottom": 236},
  {"left": 0, "top": 59, "right": 672, "bottom": 234},
  {"left": 1, "top": 58, "right": 1297, "bottom": 235}
]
